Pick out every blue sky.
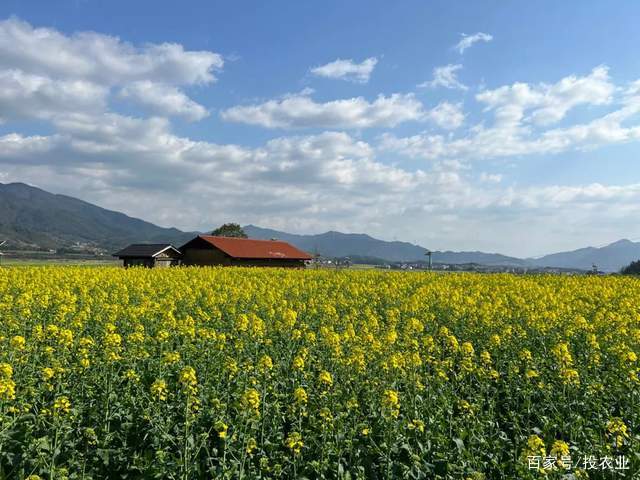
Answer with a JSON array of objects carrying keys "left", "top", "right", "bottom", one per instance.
[{"left": 1, "top": 1, "right": 640, "bottom": 256}]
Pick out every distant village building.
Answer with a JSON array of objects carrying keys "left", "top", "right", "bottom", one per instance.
[
  {"left": 179, "top": 235, "right": 312, "bottom": 268},
  {"left": 114, "top": 236, "right": 313, "bottom": 268},
  {"left": 114, "top": 244, "right": 182, "bottom": 268}
]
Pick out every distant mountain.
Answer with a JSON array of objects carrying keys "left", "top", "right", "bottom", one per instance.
[
  {"left": 243, "top": 225, "right": 527, "bottom": 265},
  {"left": 431, "top": 250, "right": 529, "bottom": 267},
  {"left": 2, "top": 182, "right": 636, "bottom": 270},
  {"left": 0, "top": 182, "right": 194, "bottom": 251},
  {"left": 529, "top": 239, "right": 640, "bottom": 272}
]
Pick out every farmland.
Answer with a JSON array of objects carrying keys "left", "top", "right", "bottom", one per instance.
[{"left": 0, "top": 267, "right": 638, "bottom": 479}]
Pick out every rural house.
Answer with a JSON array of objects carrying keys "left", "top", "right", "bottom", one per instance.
[
  {"left": 179, "top": 235, "right": 312, "bottom": 268},
  {"left": 114, "top": 244, "right": 182, "bottom": 268}
]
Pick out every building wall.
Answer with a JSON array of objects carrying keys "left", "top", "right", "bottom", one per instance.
[
  {"left": 121, "top": 251, "right": 181, "bottom": 268},
  {"left": 181, "top": 247, "right": 231, "bottom": 266},
  {"left": 123, "top": 258, "right": 155, "bottom": 268},
  {"left": 155, "top": 251, "right": 181, "bottom": 267},
  {"left": 230, "top": 258, "right": 306, "bottom": 268}
]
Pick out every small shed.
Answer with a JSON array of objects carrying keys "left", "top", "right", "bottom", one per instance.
[
  {"left": 179, "top": 235, "right": 312, "bottom": 268},
  {"left": 113, "top": 244, "right": 181, "bottom": 268}
]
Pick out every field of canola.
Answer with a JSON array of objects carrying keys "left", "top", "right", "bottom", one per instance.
[{"left": 0, "top": 266, "right": 639, "bottom": 479}]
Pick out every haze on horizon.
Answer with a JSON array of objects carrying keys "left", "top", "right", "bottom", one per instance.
[{"left": 0, "top": 1, "right": 640, "bottom": 258}]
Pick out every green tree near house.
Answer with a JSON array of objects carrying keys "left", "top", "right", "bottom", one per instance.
[
  {"left": 621, "top": 260, "right": 640, "bottom": 275},
  {"left": 211, "top": 223, "right": 248, "bottom": 238}
]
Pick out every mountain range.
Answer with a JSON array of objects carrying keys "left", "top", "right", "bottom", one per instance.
[
  {"left": 1, "top": 182, "right": 639, "bottom": 271},
  {"left": 0, "top": 182, "right": 193, "bottom": 251}
]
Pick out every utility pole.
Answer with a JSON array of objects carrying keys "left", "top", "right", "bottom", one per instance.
[{"left": 0, "top": 241, "right": 5, "bottom": 266}]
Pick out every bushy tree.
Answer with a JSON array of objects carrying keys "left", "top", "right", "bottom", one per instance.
[
  {"left": 621, "top": 260, "right": 640, "bottom": 275},
  {"left": 211, "top": 223, "right": 247, "bottom": 238}
]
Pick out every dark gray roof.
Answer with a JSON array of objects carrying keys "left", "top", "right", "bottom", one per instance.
[{"left": 113, "top": 244, "right": 180, "bottom": 258}]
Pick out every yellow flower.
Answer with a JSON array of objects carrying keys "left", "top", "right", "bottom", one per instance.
[
  {"left": 285, "top": 431, "right": 304, "bottom": 454},
  {"left": 560, "top": 368, "right": 580, "bottom": 386},
  {"left": 381, "top": 389, "right": 400, "bottom": 418},
  {"left": 607, "top": 417, "right": 629, "bottom": 448},
  {"left": 156, "top": 330, "right": 170, "bottom": 343},
  {"left": 461, "top": 341, "right": 475, "bottom": 356},
  {"left": 292, "top": 355, "right": 305, "bottom": 370},
  {"left": 523, "top": 434, "right": 546, "bottom": 458},
  {"left": 151, "top": 379, "right": 168, "bottom": 401},
  {"left": 293, "top": 387, "right": 308, "bottom": 405},
  {"left": 246, "top": 437, "right": 257, "bottom": 454},
  {"left": 84, "top": 427, "right": 98, "bottom": 446},
  {"left": 319, "top": 407, "right": 332, "bottom": 422},
  {"left": 318, "top": 370, "right": 333, "bottom": 388},
  {"left": 162, "top": 351, "right": 181, "bottom": 365},
  {"left": 10, "top": 335, "right": 26, "bottom": 351},
  {"left": 408, "top": 419, "right": 425, "bottom": 433},
  {"left": 0, "top": 378, "right": 16, "bottom": 401},
  {"left": 258, "top": 354, "right": 273, "bottom": 372},
  {"left": 552, "top": 342, "right": 573, "bottom": 367},
  {"left": 519, "top": 349, "right": 533, "bottom": 361},
  {"left": 42, "top": 367, "right": 55, "bottom": 382},
  {"left": 0, "top": 363, "right": 13, "bottom": 378},
  {"left": 179, "top": 366, "right": 198, "bottom": 395},
  {"left": 240, "top": 388, "right": 261, "bottom": 416},
  {"left": 215, "top": 420, "right": 228, "bottom": 439},
  {"left": 549, "top": 440, "right": 570, "bottom": 467},
  {"left": 458, "top": 400, "right": 473, "bottom": 415},
  {"left": 53, "top": 395, "right": 71, "bottom": 415}
]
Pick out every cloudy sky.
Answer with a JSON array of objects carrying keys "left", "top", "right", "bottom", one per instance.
[{"left": 1, "top": 1, "right": 640, "bottom": 257}]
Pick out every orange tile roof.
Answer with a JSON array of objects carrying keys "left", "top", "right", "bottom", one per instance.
[{"left": 197, "top": 235, "right": 313, "bottom": 260}]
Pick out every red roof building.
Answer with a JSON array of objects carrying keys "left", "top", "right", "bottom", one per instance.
[{"left": 179, "top": 235, "right": 312, "bottom": 268}]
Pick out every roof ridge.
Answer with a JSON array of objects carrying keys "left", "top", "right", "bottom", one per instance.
[{"left": 200, "top": 235, "right": 282, "bottom": 242}]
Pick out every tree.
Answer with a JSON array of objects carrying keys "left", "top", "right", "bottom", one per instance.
[
  {"left": 211, "top": 223, "right": 248, "bottom": 238},
  {"left": 621, "top": 260, "right": 640, "bottom": 275}
]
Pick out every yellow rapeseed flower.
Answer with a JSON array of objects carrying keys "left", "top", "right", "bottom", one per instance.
[
  {"left": 151, "top": 379, "right": 168, "bottom": 401},
  {"left": 318, "top": 370, "right": 333, "bottom": 388},
  {"left": 285, "top": 431, "right": 303, "bottom": 454}
]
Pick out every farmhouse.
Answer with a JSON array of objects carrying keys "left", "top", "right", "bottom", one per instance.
[
  {"left": 179, "top": 235, "right": 312, "bottom": 268},
  {"left": 114, "top": 243, "right": 182, "bottom": 268}
]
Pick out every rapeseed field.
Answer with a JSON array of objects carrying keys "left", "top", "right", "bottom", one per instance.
[{"left": 0, "top": 267, "right": 638, "bottom": 479}]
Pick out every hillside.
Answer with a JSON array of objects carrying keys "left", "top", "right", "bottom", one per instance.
[
  {"left": 529, "top": 239, "right": 640, "bottom": 272},
  {"left": 0, "top": 182, "right": 193, "bottom": 251},
  {"left": 243, "top": 225, "right": 527, "bottom": 265}
]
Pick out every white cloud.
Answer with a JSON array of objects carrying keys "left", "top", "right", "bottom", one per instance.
[
  {"left": 384, "top": 67, "right": 636, "bottom": 161},
  {"left": 310, "top": 57, "right": 378, "bottom": 83},
  {"left": 0, "top": 17, "right": 221, "bottom": 122},
  {"left": 477, "top": 66, "right": 614, "bottom": 126},
  {"left": 0, "top": 113, "right": 440, "bottom": 231},
  {"left": 0, "top": 70, "right": 107, "bottom": 121},
  {"left": 221, "top": 91, "right": 425, "bottom": 129},
  {"left": 119, "top": 81, "right": 209, "bottom": 121},
  {"left": 0, "top": 17, "right": 223, "bottom": 86},
  {"left": 425, "top": 102, "right": 465, "bottom": 130},
  {"left": 479, "top": 172, "right": 503, "bottom": 183},
  {"left": 454, "top": 32, "right": 493, "bottom": 54},
  {"left": 419, "top": 64, "right": 467, "bottom": 91}
]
